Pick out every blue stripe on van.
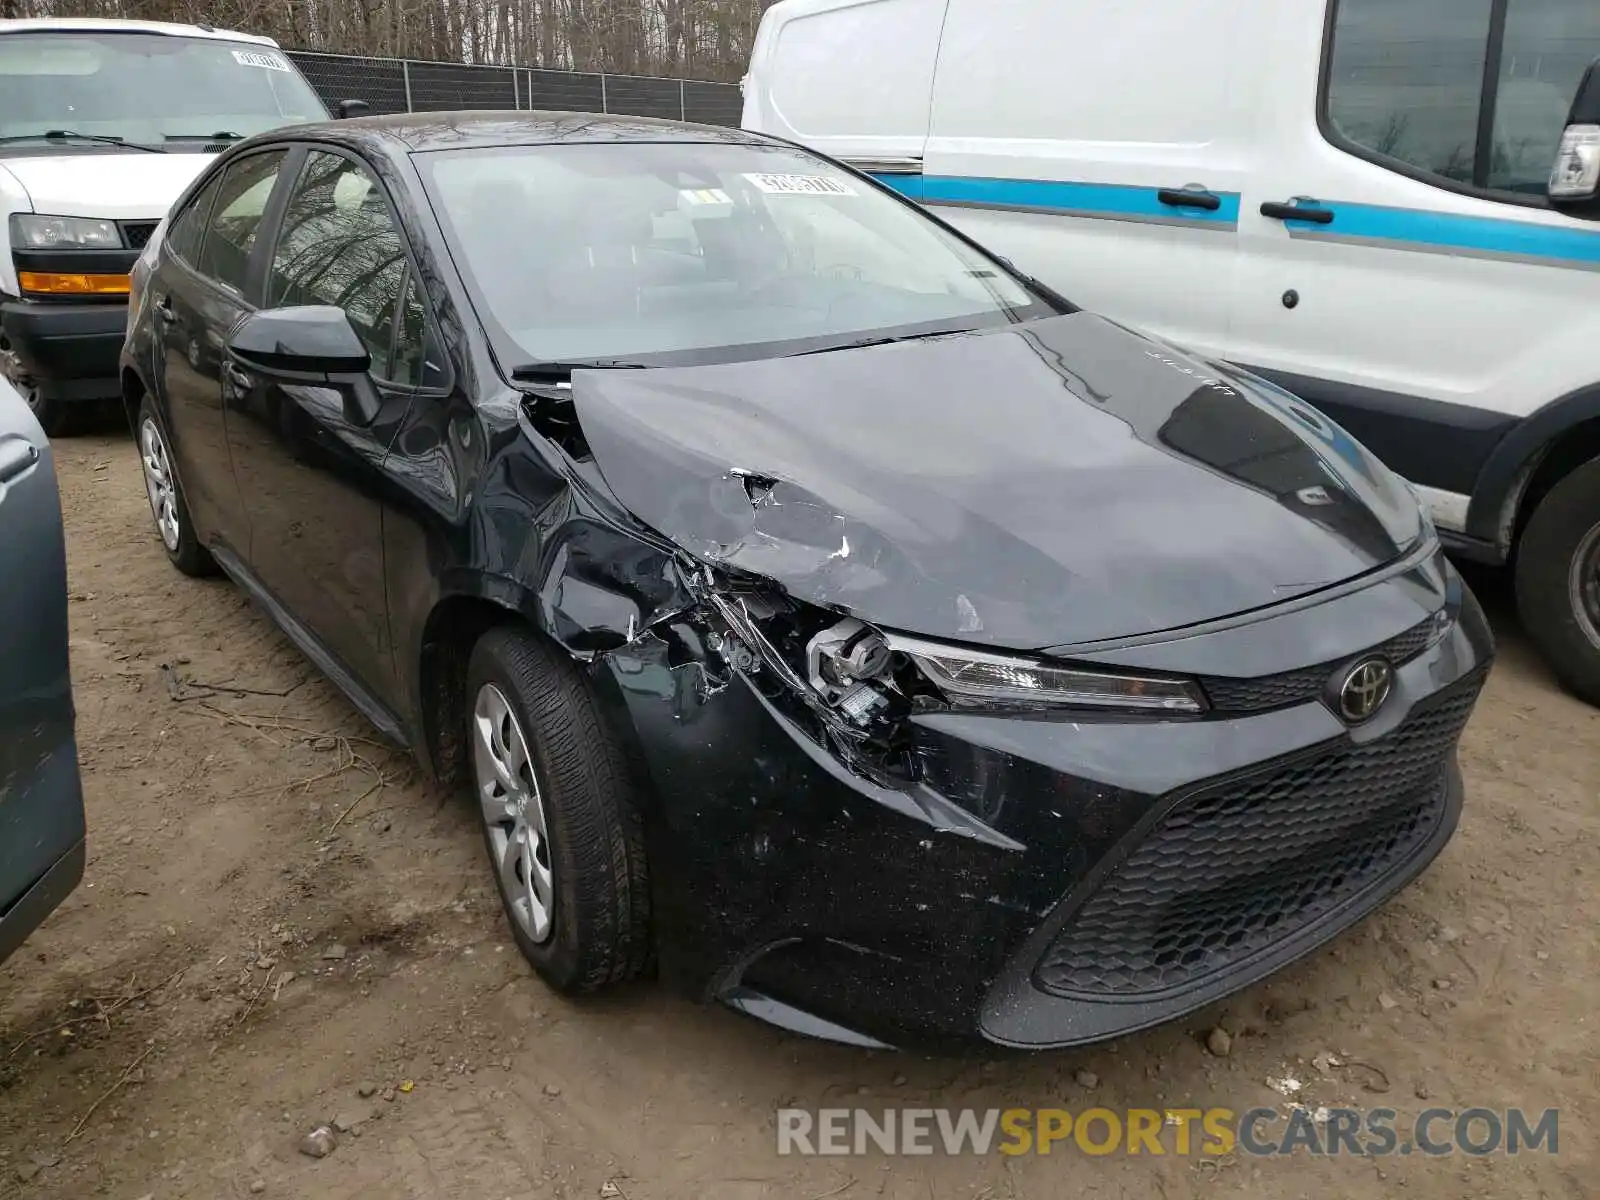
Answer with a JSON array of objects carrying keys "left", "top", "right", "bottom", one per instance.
[
  {"left": 869, "top": 173, "right": 1241, "bottom": 227},
  {"left": 1278, "top": 200, "right": 1600, "bottom": 269},
  {"left": 868, "top": 169, "right": 1600, "bottom": 269}
]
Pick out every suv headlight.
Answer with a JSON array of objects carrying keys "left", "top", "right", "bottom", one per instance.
[
  {"left": 9, "top": 213, "right": 122, "bottom": 249},
  {"left": 888, "top": 633, "right": 1207, "bottom": 714}
]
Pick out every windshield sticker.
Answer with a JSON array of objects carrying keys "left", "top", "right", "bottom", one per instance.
[
  {"left": 678, "top": 187, "right": 732, "bottom": 206},
  {"left": 231, "top": 49, "right": 292, "bottom": 71},
  {"left": 742, "top": 173, "right": 857, "bottom": 197}
]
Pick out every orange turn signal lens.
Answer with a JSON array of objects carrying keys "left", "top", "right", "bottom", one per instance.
[{"left": 17, "top": 271, "right": 130, "bottom": 296}]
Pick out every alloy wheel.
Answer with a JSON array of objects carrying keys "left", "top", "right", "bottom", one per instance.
[
  {"left": 139, "top": 417, "right": 181, "bottom": 552},
  {"left": 473, "top": 683, "right": 555, "bottom": 944},
  {"left": 1571, "top": 521, "right": 1600, "bottom": 650}
]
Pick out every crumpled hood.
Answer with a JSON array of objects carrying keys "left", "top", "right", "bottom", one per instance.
[
  {"left": 572, "top": 313, "right": 1425, "bottom": 650},
  {"left": 0, "top": 153, "right": 212, "bottom": 219}
]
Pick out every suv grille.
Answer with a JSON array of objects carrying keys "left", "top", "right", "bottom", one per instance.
[
  {"left": 121, "top": 221, "right": 159, "bottom": 251},
  {"left": 1200, "top": 616, "right": 1438, "bottom": 716},
  {"left": 1034, "top": 671, "right": 1483, "bottom": 998}
]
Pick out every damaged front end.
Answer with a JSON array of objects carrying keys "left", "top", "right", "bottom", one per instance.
[{"left": 687, "top": 564, "right": 1204, "bottom": 801}]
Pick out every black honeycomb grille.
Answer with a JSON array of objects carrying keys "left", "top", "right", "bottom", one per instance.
[
  {"left": 1034, "top": 672, "right": 1484, "bottom": 998},
  {"left": 1200, "top": 616, "right": 1439, "bottom": 716},
  {"left": 121, "top": 221, "right": 159, "bottom": 251}
]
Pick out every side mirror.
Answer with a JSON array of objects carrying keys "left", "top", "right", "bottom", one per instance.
[
  {"left": 1549, "top": 58, "right": 1600, "bottom": 213},
  {"left": 226, "top": 306, "right": 381, "bottom": 425},
  {"left": 336, "top": 99, "right": 371, "bottom": 120}
]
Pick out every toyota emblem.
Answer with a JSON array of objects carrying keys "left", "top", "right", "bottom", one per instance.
[{"left": 1338, "top": 658, "right": 1393, "bottom": 724}]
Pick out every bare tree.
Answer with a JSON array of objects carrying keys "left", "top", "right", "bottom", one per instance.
[{"left": 13, "top": 0, "right": 779, "bottom": 81}]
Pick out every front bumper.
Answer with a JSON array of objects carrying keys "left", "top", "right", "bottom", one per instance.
[
  {"left": 1, "top": 298, "right": 128, "bottom": 404},
  {"left": 602, "top": 546, "right": 1495, "bottom": 1050}
]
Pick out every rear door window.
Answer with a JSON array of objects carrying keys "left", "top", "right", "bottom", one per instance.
[{"left": 198, "top": 150, "right": 286, "bottom": 294}]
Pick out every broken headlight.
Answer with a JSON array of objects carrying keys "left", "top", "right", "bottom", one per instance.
[{"left": 886, "top": 632, "right": 1207, "bottom": 715}]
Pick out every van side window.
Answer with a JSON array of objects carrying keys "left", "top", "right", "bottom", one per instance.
[
  {"left": 1489, "top": 0, "right": 1600, "bottom": 193},
  {"left": 1325, "top": 0, "right": 1600, "bottom": 198},
  {"left": 1326, "top": 0, "right": 1493, "bottom": 185}
]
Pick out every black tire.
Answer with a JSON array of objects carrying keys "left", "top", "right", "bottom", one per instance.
[
  {"left": 1515, "top": 455, "right": 1600, "bottom": 707},
  {"left": 136, "top": 399, "right": 217, "bottom": 578},
  {"left": 13, "top": 378, "right": 78, "bottom": 438},
  {"left": 465, "top": 625, "right": 652, "bottom": 992}
]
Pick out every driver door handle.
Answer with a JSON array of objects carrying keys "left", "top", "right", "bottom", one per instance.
[
  {"left": 1157, "top": 187, "right": 1223, "bottom": 211},
  {"left": 1261, "top": 199, "right": 1336, "bottom": 225}
]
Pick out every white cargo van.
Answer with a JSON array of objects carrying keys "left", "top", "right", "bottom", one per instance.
[
  {"left": 0, "top": 19, "right": 355, "bottom": 435},
  {"left": 743, "top": 0, "right": 1600, "bottom": 705}
]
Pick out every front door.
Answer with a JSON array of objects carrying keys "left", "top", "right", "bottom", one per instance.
[
  {"left": 224, "top": 147, "right": 428, "bottom": 707},
  {"left": 1230, "top": 0, "right": 1600, "bottom": 525}
]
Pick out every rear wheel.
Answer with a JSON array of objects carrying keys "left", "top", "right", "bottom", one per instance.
[
  {"left": 137, "top": 400, "right": 216, "bottom": 577},
  {"left": 465, "top": 625, "right": 652, "bottom": 992},
  {"left": 1516, "top": 455, "right": 1600, "bottom": 706}
]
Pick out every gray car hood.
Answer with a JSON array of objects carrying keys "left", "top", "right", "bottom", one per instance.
[{"left": 570, "top": 313, "right": 1425, "bottom": 650}]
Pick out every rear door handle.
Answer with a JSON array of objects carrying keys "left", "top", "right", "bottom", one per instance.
[
  {"left": 1157, "top": 187, "right": 1222, "bottom": 212},
  {"left": 1261, "top": 199, "right": 1336, "bottom": 225},
  {"left": 0, "top": 435, "right": 39, "bottom": 485}
]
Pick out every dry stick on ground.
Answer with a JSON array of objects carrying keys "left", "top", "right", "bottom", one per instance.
[
  {"left": 234, "top": 967, "right": 278, "bottom": 1031},
  {"left": 65, "top": 1043, "right": 158, "bottom": 1143},
  {"left": 6, "top": 967, "right": 186, "bottom": 1060},
  {"left": 328, "top": 773, "right": 390, "bottom": 834}
]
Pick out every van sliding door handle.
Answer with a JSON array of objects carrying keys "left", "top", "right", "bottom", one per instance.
[
  {"left": 1261, "top": 200, "right": 1335, "bottom": 224},
  {"left": 1157, "top": 187, "right": 1222, "bottom": 211}
]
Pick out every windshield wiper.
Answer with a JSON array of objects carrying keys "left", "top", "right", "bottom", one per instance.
[
  {"left": 793, "top": 329, "right": 974, "bottom": 357},
  {"left": 164, "top": 131, "right": 245, "bottom": 144},
  {"left": 0, "top": 130, "right": 165, "bottom": 152},
  {"left": 510, "top": 359, "right": 652, "bottom": 382}
]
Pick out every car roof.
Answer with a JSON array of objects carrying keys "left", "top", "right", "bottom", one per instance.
[
  {"left": 0, "top": 17, "right": 278, "bottom": 46},
  {"left": 282, "top": 110, "right": 774, "bottom": 155}
]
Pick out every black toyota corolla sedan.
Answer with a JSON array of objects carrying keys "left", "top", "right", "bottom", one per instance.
[{"left": 120, "top": 112, "right": 1493, "bottom": 1050}]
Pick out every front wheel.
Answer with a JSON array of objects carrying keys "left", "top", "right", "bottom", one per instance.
[
  {"left": 465, "top": 625, "right": 652, "bottom": 992},
  {"left": 1516, "top": 455, "right": 1600, "bottom": 707}
]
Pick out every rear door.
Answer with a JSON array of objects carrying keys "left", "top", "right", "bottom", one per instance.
[
  {"left": 1229, "top": 0, "right": 1600, "bottom": 522},
  {"left": 0, "top": 379, "right": 84, "bottom": 963},
  {"left": 150, "top": 149, "right": 289, "bottom": 552},
  {"left": 742, "top": 0, "right": 949, "bottom": 195},
  {"left": 920, "top": 0, "right": 1261, "bottom": 358}
]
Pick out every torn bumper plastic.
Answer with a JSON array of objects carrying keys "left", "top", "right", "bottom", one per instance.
[{"left": 592, "top": 549, "right": 1493, "bottom": 1050}]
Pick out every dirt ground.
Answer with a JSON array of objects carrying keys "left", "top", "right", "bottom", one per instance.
[{"left": 0, "top": 431, "right": 1595, "bottom": 1200}]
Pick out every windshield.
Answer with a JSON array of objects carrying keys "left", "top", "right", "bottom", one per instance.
[
  {"left": 0, "top": 33, "right": 328, "bottom": 147},
  {"left": 420, "top": 141, "right": 1056, "bottom": 367}
]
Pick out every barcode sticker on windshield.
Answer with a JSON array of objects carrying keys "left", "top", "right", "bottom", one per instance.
[
  {"left": 232, "top": 49, "right": 291, "bottom": 71},
  {"left": 742, "top": 173, "right": 856, "bottom": 197}
]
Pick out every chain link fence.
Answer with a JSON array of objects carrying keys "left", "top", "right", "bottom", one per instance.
[{"left": 286, "top": 50, "right": 744, "bottom": 127}]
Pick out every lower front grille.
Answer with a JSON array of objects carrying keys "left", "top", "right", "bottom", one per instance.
[{"left": 1034, "top": 672, "right": 1484, "bottom": 998}]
